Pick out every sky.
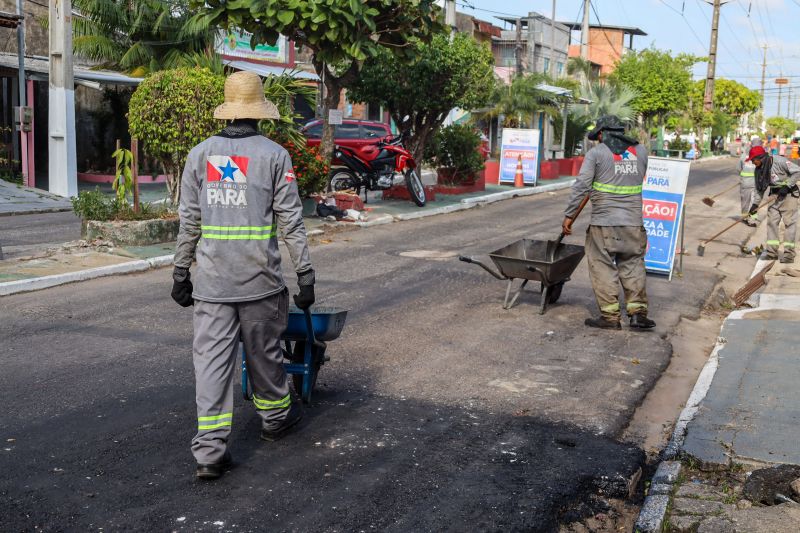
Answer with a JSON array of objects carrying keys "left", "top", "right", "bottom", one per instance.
[{"left": 456, "top": 0, "right": 800, "bottom": 118}]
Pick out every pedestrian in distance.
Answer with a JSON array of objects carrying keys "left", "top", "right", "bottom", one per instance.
[
  {"left": 748, "top": 145, "right": 800, "bottom": 264},
  {"left": 562, "top": 115, "right": 656, "bottom": 331},
  {"left": 171, "top": 71, "right": 316, "bottom": 480},
  {"left": 738, "top": 136, "right": 761, "bottom": 227}
]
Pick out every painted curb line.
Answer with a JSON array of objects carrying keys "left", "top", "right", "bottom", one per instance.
[
  {"left": 393, "top": 202, "right": 477, "bottom": 221},
  {"left": 0, "top": 254, "right": 173, "bottom": 297},
  {"left": 461, "top": 179, "right": 575, "bottom": 206}
]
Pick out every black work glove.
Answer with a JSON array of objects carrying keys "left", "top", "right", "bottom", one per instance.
[
  {"left": 171, "top": 267, "right": 194, "bottom": 307},
  {"left": 294, "top": 269, "right": 315, "bottom": 309},
  {"left": 778, "top": 185, "right": 790, "bottom": 199},
  {"left": 749, "top": 204, "right": 759, "bottom": 216}
]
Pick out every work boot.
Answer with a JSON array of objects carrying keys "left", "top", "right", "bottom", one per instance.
[
  {"left": 629, "top": 313, "right": 656, "bottom": 330},
  {"left": 584, "top": 316, "right": 621, "bottom": 330},
  {"left": 781, "top": 256, "right": 795, "bottom": 264},
  {"left": 260, "top": 400, "right": 304, "bottom": 442},
  {"left": 196, "top": 450, "right": 232, "bottom": 481}
]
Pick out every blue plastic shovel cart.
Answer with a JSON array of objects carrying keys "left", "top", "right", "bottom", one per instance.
[{"left": 241, "top": 307, "right": 348, "bottom": 404}]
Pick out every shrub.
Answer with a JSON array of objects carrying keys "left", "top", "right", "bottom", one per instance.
[
  {"left": 71, "top": 188, "right": 175, "bottom": 221},
  {"left": 128, "top": 67, "right": 225, "bottom": 205},
  {"left": 669, "top": 137, "right": 692, "bottom": 152},
  {"left": 269, "top": 131, "right": 329, "bottom": 198},
  {"left": 424, "top": 124, "right": 484, "bottom": 185}
]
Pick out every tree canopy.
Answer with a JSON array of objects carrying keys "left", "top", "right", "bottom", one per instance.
[
  {"left": 609, "top": 48, "right": 700, "bottom": 123},
  {"left": 191, "top": 0, "right": 445, "bottom": 161},
  {"left": 128, "top": 68, "right": 224, "bottom": 204},
  {"left": 765, "top": 116, "right": 799, "bottom": 138},
  {"left": 73, "top": 0, "right": 212, "bottom": 76},
  {"left": 688, "top": 78, "right": 761, "bottom": 117},
  {"left": 347, "top": 32, "right": 495, "bottom": 161}
]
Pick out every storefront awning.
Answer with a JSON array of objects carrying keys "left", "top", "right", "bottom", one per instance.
[
  {"left": 224, "top": 60, "right": 320, "bottom": 81},
  {"left": 0, "top": 53, "right": 143, "bottom": 86}
]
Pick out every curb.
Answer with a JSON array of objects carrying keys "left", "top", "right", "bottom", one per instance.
[
  {"left": 0, "top": 206, "right": 73, "bottom": 217},
  {"left": 0, "top": 254, "right": 173, "bottom": 297},
  {"left": 460, "top": 179, "right": 575, "bottom": 206}
]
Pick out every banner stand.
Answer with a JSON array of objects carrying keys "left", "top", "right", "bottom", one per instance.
[{"left": 643, "top": 157, "right": 691, "bottom": 277}]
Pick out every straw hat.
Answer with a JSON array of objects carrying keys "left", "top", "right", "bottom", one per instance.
[{"left": 214, "top": 71, "right": 280, "bottom": 120}]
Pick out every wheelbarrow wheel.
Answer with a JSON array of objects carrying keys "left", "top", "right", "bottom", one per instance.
[{"left": 548, "top": 282, "right": 565, "bottom": 304}]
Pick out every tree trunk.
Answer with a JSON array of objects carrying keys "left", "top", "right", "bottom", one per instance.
[
  {"left": 167, "top": 160, "right": 181, "bottom": 206},
  {"left": 320, "top": 76, "right": 343, "bottom": 164}
]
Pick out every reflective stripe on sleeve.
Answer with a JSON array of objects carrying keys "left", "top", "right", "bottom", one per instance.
[
  {"left": 201, "top": 225, "right": 276, "bottom": 240},
  {"left": 592, "top": 182, "right": 643, "bottom": 195}
]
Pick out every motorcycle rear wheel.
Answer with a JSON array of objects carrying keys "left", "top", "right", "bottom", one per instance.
[
  {"left": 405, "top": 168, "right": 426, "bottom": 207},
  {"left": 329, "top": 169, "right": 358, "bottom": 192}
]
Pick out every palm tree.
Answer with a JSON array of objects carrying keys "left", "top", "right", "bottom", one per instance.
[
  {"left": 566, "top": 57, "right": 595, "bottom": 82},
  {"left": 479, "top": 74, "right": 562, "bottom": 128},
  {"left": 72, "top": 0, "right": 213, "bottom": 76},
  {"left": 571, "top": 79, "right": 638, "bottom": 122}
]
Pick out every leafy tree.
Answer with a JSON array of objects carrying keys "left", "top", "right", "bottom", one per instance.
[
  {"left": 478, "top": 73, "right": 562, "bottom": 128},
  {"left": 72, "top": 0, "right": 212, "bottom": 76},
  {"left": 347, "top": 32, "right": 494, "bottom": 162},
  {"left": 766, "top": 116, "right": 799, "bottom": 138},
  {"left": 687, "top": 79, "right": 761, "bottom": 117},
  {"left": 128, "top": 68, "right": 225, "bottom": 204},
  {"left": 609, "top": 48, "right": 700, "bottom": 125},
  {"left": 423, "top": 124, "right": 484, "bottom": 184},
  {"left": 191, "top": 0, "right": 444, "bottom": 162}
]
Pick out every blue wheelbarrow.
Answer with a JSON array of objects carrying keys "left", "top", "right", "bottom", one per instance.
[{"left": 241, "top": 306, "right": 348, "bottom": 404}]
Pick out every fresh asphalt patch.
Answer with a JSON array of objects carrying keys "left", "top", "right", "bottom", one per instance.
[{"left": 2, "top": 385, "right": 643, "bottom": 532}]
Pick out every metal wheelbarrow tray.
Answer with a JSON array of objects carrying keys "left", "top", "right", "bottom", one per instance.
[
  {"left": 242, "top": 306, "right": 348, "bottom": 404},
  {"left": 460, "top": 238, "right": 585, "bottom": 315}
]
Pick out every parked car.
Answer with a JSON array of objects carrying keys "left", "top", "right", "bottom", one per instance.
[{"left": 301, "top": 119, "right": 393, "bottom": 165}]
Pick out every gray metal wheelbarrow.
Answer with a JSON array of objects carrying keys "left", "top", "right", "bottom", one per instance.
[{"left": 459, "top": 238, "right": 585, "bottom": 315}]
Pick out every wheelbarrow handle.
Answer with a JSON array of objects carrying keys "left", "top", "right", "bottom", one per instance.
[
  {"left": 458, "top": 255, "right": 507, "bottom": 280},
  {"left": 301, "top": 307, "right": 327, "bottom": 351}
]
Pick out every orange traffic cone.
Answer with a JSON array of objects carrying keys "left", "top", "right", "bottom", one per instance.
[{"left": 514, "top": 155, "right": 525, "bottom": 188}]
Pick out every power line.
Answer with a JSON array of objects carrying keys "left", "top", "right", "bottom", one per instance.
[{"left": 657, "top": 0, "right": 708, "bottom": 50}]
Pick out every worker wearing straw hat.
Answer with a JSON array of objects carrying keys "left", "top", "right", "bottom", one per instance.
[{"left": 172, "top": 71, "right": 315, "bottom": 480}]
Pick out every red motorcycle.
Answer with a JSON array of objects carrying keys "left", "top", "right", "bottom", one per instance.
[{"left": 330, "top": 134, "right": 426, "bottom": 207}]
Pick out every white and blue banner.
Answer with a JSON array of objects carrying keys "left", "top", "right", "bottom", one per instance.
[
  {"left": 642, "top": 157, "right": 691, "bottom": 274},
  {"left": 499, "top": 128, "right": 540, "bottom": 185}
]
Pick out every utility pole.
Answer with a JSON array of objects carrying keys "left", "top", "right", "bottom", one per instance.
[
  {"left": 788, "top": 87, "right": 792, "bottom": 118},
  {"left": 703, "top": 0, "right": 722, "bottom": 112},
  {"left": 444, "top": 0, "right": 456, "bottom": 33},
  {"left": 16, "top": 0, "right": 27, "bottom": 186},
  {"left": 760, "top": 44, "right": 767, "bottom": 112},
  {"left": 580, "top": 0, "right": 590, "bottom": 59},
  {"left": 515, "top": 17, "right": 523, "bottom": 77},
  {"left": 49, "top": 0, "right": 78, "bottom": 198},
  {"left": 550, "top": 0, "right": 557, "bottom": 77}
]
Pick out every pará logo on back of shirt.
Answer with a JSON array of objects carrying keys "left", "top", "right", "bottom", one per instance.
[
  {"left": 613, "top": 147, "right": 639, "bottom": 176},
  {"left": 206, "top": 155, "right": 249, "bottom": 208}
]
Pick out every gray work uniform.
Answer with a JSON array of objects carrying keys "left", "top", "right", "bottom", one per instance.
[
  {"left": 752, "top": 155, "right": 799, "bottom": 261},
  {"left": 737, "top": 154, "right": 756, "bottom": 218},
  {"left": 174, "top": 131, "right": 313, "bottom": 465},
  {"left": 565, "top": 143, "right": 649, "bottom": 319}
]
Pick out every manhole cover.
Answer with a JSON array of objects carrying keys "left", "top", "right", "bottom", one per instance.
[{"left": 398, "top": 250, "right": 458, "bottom": 261}]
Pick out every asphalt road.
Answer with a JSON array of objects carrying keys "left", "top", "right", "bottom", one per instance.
[
  {"left": 1, "top": 159, "right": 740, "bottom": 532},
  {"left": 0, "top": 211, "right": 82, "bottom": 259}
]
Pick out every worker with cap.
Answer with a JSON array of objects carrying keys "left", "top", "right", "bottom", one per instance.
[
  {"left": 562, "top": 115, "right": 656, "bottom": 330},
  {"left": 747, "top": 144, "right": 800, "bottom": 263},
  {"left": 172, "top": 71, "right": 315, "bottom": 480},
  {"left": 737, "top": 136, "right": 761, "bottom": 227}
]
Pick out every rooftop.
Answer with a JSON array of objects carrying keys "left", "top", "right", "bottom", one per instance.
[{"left": 557, "top": 22, "right": 647, "bottom": 36}]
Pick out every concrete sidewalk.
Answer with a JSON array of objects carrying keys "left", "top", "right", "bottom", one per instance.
[
  {"left": 637, "top": 218, "right": 800, "bottom": 532},
  {"left": 0, "top": 179, "right": 72, "bottom": 216}
]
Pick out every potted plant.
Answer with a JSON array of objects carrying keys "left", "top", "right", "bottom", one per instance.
[{"left": 424, "top": 124, "right": 485, "bottom": 189}]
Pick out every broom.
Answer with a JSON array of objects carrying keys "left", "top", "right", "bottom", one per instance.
[
  {"left": 702, "top": 182, "right": 740, "bottom": 207},
  {"left": 697, "top": 197, "right": 775, "bottom": 257}
]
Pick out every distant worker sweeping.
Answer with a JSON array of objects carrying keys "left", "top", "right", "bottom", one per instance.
[
  {"left": 747, "top": 145, "right": 799, "bottom": 264},
  {"left": 562, "top": 115, "right": 655, "bottom": 330},
  {"left": 172, "top": 71, "right": 316, "bottom": 480}
]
